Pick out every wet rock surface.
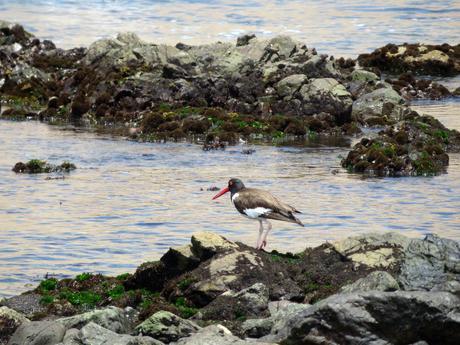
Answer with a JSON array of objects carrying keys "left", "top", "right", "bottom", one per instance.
[{"left": 4, "top": 231, "right": 458, "bottom": 345}]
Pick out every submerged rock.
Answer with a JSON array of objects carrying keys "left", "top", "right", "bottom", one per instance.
[{"left": 12, "top": 160, "right": 76, "bottom": 174}]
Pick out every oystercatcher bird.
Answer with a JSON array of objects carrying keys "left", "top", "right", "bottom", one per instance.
[{"left": 212, "top": 178, "right": 303, "bottom": 249}]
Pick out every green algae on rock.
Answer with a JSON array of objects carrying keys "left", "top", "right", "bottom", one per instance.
[
  {"left": 12, "top": 160, "right": 76, "bottom": 174},
  {"left": 358, "top": 43, "right": 460, "bottom": 76}
]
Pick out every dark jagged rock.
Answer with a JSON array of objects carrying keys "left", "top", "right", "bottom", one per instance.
[{"left": 358, "top": 43, "right": 460, "bottom": 76}]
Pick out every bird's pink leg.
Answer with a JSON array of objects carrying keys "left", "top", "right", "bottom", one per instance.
[
  {"left": 261, "top": 220, "right": 272, "bottom": 249},
  {"left": 256, "top": 220, "right": 264, "bottom": 249}
]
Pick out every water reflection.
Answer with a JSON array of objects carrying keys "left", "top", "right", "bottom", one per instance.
[{"left": 2, "top": 0, "right": 459, "bottom": 57}]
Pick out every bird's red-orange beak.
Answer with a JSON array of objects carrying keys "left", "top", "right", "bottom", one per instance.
[{"left": 212, "top": 187, "right": 229, "bottom": 200}]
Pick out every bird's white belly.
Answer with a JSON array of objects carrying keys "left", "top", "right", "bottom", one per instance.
[{"left": 243, "top": 207, "right": 271, "bottom": 219}]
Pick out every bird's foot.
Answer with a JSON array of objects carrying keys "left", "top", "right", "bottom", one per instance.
[{"left": 262, "top": 240, "right": 267, "bottom": 248}]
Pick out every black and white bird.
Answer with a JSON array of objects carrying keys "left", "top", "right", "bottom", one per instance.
[{"left": 212, "top": 178, "right": 303, "bottom": 249}]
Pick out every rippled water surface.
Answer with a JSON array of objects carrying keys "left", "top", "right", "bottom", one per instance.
[
  {"left": 1, "top": 0, "right": 459, "bottom": 57},
  {"left": 1, "top": 104, "right": 460, "bottom": 297}
]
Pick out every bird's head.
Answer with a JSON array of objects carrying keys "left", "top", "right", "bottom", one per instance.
[{"left": 212, "top": 178, "right": 245, "bottom": 200}]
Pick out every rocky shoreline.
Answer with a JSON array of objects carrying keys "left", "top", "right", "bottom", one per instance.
[
  {"left": 1, "top": 231, "right": 459, "bottom": 345},
  {"left": 1, "top": 21, "right": 460, "bottom": 176}
]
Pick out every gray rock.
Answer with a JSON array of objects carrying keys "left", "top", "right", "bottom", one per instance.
[
  {"left": 2, "top": 294, "right": 46, "bottom": 318},
  {"left": 242, "top": 301, "right": 311, "bottom": 338},
  {"left": 135, "top": 311, "right": 200, "bottom": 343},
  {"left": 171, "top": 325, "right": 276, "bottom": 345},
  {"left": 350, "top": 69, "right": 379, "bottom": 82},
  {"left": 351, "top": 86, "right": 405, "bottom": 123},
  {"left": 79, "top": 322, "right": 162, "bottom": 345},
  {"left": 222, "top": 283, "right": 269, "bottom": 314},
  {"left": 262, "top": 291, "right": 460, "bottom": 345},
  {"left": 431, "top": 280, "right": 460, "bottom": 295},
  {"left": 59, "top": 329, "right": 80, "bottom": 345},
  {"left": 8, "top": 321, "right": 65, "bottom": 345},
  {"left": 241, "top": 318, "right": 273, "bottom": 338},
  {"left": 399, "top": 234, "right": 460, "bottom": 291},
  {"left": 340, "top": 271, "right": 400, "bottom": 293},
  {"left": 57, "top": 306, "right": 131, "bottom": 333},
  {"left": 275, "top": 74, "right": 308, "bottom": 97},
  {"left": 332, "top": 232, "right": 410, "bottom": 268},
  {"left": 333, "top": 232, "right": 460, "bottom": 291},
  {"left": 300, "top": 78, "right": 353, "bottom": 117},
  {"left": 0, "top": 306, "right": 30, "bottom": 341}
]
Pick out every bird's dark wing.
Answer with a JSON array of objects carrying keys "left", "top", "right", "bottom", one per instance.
[{"left": 238, "top": 188, "right": 304, "bottom": 226}]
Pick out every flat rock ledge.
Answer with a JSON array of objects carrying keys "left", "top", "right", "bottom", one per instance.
[{"left": 1, "top": 231, "right": 459, "bottom": 345}]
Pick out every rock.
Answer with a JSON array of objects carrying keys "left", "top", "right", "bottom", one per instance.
[
  {"left": 0, "top": 307, "right": 30, "bottom": 342},
  {"left": 334, "top": 233, "right": 460, "bottom": 291},
  {"left": 190, "top": 232, "right": 238, "bottom": 260},
  {"left": 8, "top": 321, "right": 65, "bottom": 345},
  {"left": 299, "top": 78, "right": 353, "bottom": 119},
  {"left": 340, "top": 271, "right": 400, "bottom": 292},
  {"left": 160, "top": 245, "right": 200, "bottom": 275},
  {"left": 263, "top": 291, "right": 460, "bottom": 345},
  {"left": 236, "top": 34, "right": 256, "bottom": 47},
  {"left": 431, "top": 280, "right": 460, "bottom": 295},
  {"left": 223, "top": 283, "right": 269, "bottom": 314},
  {"left": 358, "top": 43, "right": 460, "bottom": 76},
  {"left": 60, "top": 328, "right": 80, "bottom": 345},
  {"left": 167, "top": 239, "right": 303, "bottom": 308},
  {"left": 398, "top": 234, "right": 460, "bottom": 291},
  {"left": 78, "top": 322, "right": 162, "bottom": 345},
  {"left": 135, "top": 311, "right": 200, "bottom": 344},
  {"left": 199, "top": 283, "right": 269, "bottom": 321},
  {"left": 342, "top": 111, "right": 459, "bottom": 176},
  {"left": 2, "top": 293, "right": 45, "bottom": 318},
  {"left": 333, "top": 232, "right": 410, "bottom": 268},
  {"left": 350, "top": 69, "right": 379, "bottom": 82},
  {"left": 57, "top": 306, "right": 131, "bottom": 333},
  {"left": 1, "top": 63, "right": 50, "bottom": 98},
  {"left": 171, "top": 324, "right": 276, "bottom": 345},
  {"left": 275, "top": 74, "right": 308, "bottom": 97},
  {"left": 125, "top": 244, "right": 201, "bottom": 292},
  {"left": 12, "top": 160, "right": 76, "bottom": 174},
  {"left": 351, "top": 87, "right": 405, "bottom": 124},
  {"left": 241, "top": 318, "right": 274, "bottom": 338},
  {"left": 242, "top": 301, "right": 311, "bottom": 338}
]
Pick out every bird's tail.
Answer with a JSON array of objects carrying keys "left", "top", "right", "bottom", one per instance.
[{"left": 290, "top": 212, "right": 304, "bottom": 227}]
